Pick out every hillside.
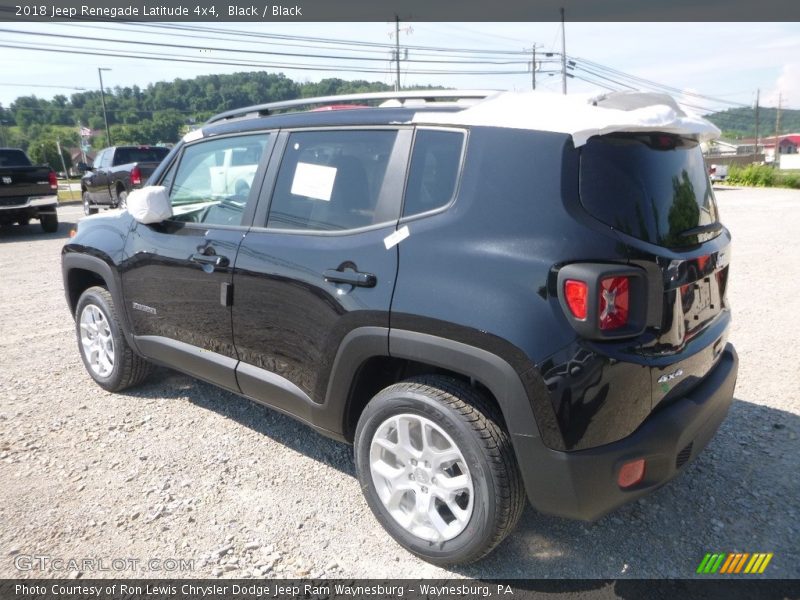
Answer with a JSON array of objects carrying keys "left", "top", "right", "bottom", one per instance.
[
  {"left": 706, "top": 106, "right": 800, "bottom": 139},
  {"left": 0, "top": 72, "right": 400, "bottom": 168}
]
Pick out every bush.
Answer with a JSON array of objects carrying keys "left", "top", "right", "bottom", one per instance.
[{"left": 725, "top": 164, "right": 800, "bottom": 189}]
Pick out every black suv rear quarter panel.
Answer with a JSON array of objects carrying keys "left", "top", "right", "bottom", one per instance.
[{"left": 390, "top": 126, "right": 653, "bottom": 451}]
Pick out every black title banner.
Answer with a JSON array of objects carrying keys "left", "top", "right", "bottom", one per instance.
[
  {"left": 1, "top": 0, "right": 799, "bottom": 22},
  {"left": 1, "top": 580, "right": 799, "bottom": 600}
]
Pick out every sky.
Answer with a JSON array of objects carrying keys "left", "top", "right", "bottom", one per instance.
[{"left": 0, "top": 21, "right": 798, "bottom": 116}]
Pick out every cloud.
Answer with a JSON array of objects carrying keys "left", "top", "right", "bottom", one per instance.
[{"left": 763, "top": 62, "right": 800, "bottom": 109}]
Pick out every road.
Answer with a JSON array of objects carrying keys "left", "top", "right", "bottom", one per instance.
[{"left": 0, "top": 188, "right": 798, "bottom": 579}]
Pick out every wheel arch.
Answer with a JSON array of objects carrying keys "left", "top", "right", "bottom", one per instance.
[
  {"left": 62, "top": 253, "right": 139, "bottom": 351},
  {"left": 323, "top": 327, "right": 542, "bottom": 445}
]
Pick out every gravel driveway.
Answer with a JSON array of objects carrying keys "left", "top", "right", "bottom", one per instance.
[{"left": 1, "top": 187, "right": 798, "bottom": 579}]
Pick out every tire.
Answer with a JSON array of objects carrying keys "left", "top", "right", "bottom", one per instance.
[
  {"left": 75, "top": 286, "right": 152, "bottom": 392},
  {"left": 40, "top": 213, "right": 58, "bottom": 233},
  {"left": 83, "top": 191, "right": 98, "bottom": 216},
  {"left": 354, "top": 375, "right": 525, "bottom": 565},
  {"left": 118, "top": 189, "right": 128, "bottom": 209}
]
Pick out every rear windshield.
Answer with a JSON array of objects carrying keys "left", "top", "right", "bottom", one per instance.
[
  {"left": 114, "top": 147, "right": 170, "bottom": 166},
  {"left": 0, "top": 149, "right": 32, "bottom": 167},
  {"left": 579, "top": 133, "right": 718, "bottom": 248}
]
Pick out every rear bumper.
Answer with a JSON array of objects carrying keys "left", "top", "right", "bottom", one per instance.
[
  {"left": 0, "top": 195, "right": 58, "bottom": 212},
  {"left": 517, "top": 343, "right": 738, "bottom": 521}
]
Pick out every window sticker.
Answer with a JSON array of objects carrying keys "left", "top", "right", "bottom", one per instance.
[
  {"left": 290, "top": 162, "right": 337, "bottom": 201},
  {"left": 383, "top": 225, "right": 410, "bottom": 249},
  {"left": 182, "top": 128, "right": 204, "bottom": 143}
]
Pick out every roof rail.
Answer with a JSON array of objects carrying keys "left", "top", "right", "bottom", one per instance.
[{"left": 206, "top": 90, "right": 499, "bottom": 124}]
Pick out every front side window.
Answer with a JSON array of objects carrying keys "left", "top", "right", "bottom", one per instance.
[
  {"left": 267, "top": 130, "right": 399, "bottom": 231},
  {"left": 168, "top": 134, "right": 270, "bottom": 226}
]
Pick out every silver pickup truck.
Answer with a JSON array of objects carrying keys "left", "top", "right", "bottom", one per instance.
[{"left": 0, "top": 148, "right": 59, "bottom": 232}]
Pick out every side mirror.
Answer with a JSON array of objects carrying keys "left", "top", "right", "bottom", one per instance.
[
  {"left": 77, "top": 162, "right": 90, "bottom": 173},
  {"left": 126, "top": 186, "right": 173, "bottom": 224}
]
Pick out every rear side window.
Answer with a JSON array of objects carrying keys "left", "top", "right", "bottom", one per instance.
[
  {"left": 114, "top": 147, "right": 170, "bottom": 166},
  {"left": 267, "top": 130, "right": 398, "bottom": 231},
  {"left": 403, "top": 129, "right": 464, "bottom": 217},
  {"left": 580, "top": 134, "right": 718, "bottom": 248},
  {"left": 0, "top": 149, "right": 31, "bottom": 167}
]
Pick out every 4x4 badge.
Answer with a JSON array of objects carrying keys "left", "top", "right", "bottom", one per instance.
[{"left": 657, "top": 369, "right": 684, "bottom": 384}]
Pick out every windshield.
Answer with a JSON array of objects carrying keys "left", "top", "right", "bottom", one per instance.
[{"left": 579, "top": 133, "right": 719, "bottom": 248}]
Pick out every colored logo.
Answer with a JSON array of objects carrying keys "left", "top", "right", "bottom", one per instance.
[{"left": 697, "top": 552, "right": 773, "bottom": 574}]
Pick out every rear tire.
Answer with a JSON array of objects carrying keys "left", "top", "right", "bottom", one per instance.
[
  {"left": 40, "top": 213, "right": 58, "bottom": 233},
  {"left": 83, "top": 192, "right": 98, "bottom": 216},
  {"left": 75, "top": 286, "right": 152, "bottom": 392},
  {"left": 355, "top": 375, "right": 525, "bottom": 565}
]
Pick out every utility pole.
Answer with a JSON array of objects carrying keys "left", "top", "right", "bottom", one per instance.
[
  {"left": 389, "top": 17, "right": 412, "bottom": 92},
  {"left": 775, "top": 91, "right": 782, "bottom": 159},
  {"left": 560, "top": 7, "right": 567, "bottom": 95},
  {"left": 754, "top": 89, "right": 760, "bottom": 159},
  {"left": 98, "top": 67, "right": 112, "bottom": 146},
  {"left": 394, "top": 16, "right": 400, "bottom": 92},
  {"left": 525, "top": 44, "right": 540, "bottom": 90}
]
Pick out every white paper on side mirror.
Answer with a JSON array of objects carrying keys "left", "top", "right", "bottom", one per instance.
[
  {"left": 126, "top": 186, "right": 173, "bottom": 224},
  {"left": 291, "top": 162, "right": 337, "bottom": 201}
]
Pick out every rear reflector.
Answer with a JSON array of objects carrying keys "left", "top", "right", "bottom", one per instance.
[
  {"left": 564, "top": 280, "right": 588, "bottom": 320},
  {"left": 599, "top": 276, "right": 629, "bottom": 330},
  {"left": 618, "top": 459, "right": 646, "bottom": 489}
]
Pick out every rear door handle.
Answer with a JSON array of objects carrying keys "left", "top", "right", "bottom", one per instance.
[
  {"left": 324, "top": 268, "right": 376, "bottom": 288},
  {"left": 190, "top": 253, "right": 229, "bottom": 268}
]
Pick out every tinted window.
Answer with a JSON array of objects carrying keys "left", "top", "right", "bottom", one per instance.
[
  {"left": 114, "top": 147, "right": 170, "bottom": 166},
  {"left": 267, "top": 130, "right": 398, "bottom": 231},
  {"left": 168, "top": 134, "right": 270, "bottom": 226},
  {"left": 403, "top": 129, "right": 464, "bottom": 217},
  {"left": 0, "top": 149, "right": 31, "bottom": 167},
  {"left": 92, "top": 150, "right": 105, "bottom": 169},
  {"left": 580, "top": 134, "right": 718, "bottom": 248}
]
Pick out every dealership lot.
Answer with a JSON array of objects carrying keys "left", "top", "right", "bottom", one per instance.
[{"left": 0, "top": 187, "right": 798, "bottom": 579}]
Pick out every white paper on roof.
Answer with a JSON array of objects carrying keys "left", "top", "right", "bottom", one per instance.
[{"left": 411, "top": 91, "right": 720, "bottom": 147}]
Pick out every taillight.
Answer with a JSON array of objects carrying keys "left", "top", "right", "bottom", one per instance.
[
  {"left": 130, "top": 166, "right": 142, "bottom": 186},
  {"left": 557, "top": 264, "right": 646, "bottom": 340},
  {"left": 599, "top": 276, "right": 629, "bottom": 330},
  {"left": 564, "top": 280, "right": 588, "bottom": 320},
  {"left": 48, "top": 171, "right": 58, "bottom": 190}
]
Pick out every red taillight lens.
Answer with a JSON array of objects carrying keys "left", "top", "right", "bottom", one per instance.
[
  {"left": 618, "top": 458, "right": 646, "bottom": 489},
  {"left": 564, "top": 280, "right": 588, "bottom": 321},
  {"left": 130, "top": 166, "right": 142, "bottom": 186},
  {"left": 48, "top": 171, "right": 58, "bottom": 190},
  {"left": 599, "top": 276, "right": 629, "bottom": 330}
]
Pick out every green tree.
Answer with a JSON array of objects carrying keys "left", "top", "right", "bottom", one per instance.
[{"left": 29, "top": 138, "right": 72, "bottom": 172}]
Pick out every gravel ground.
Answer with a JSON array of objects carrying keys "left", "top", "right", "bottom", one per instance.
[{"left": 0, "top": 187, "right": 798, "bottom": 580}]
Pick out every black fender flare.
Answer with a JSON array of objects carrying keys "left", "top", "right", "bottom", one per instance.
[
  {"left": 321, "top": 326, "right": 542, "bottom": 442},
  {"left": 61, "top": 252, "right": 139, "bottom": 351}
]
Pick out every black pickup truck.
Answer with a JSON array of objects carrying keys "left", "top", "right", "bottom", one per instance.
[
  {"left": 0, "top": 148, "right": 59, "bottom": 232},
  {"left": 80, "top": 145, "right": 169, "bottom": 215}
]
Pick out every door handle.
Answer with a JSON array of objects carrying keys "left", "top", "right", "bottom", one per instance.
[
  {"left": 190, "top": 253, "right": 229, "bottom": 268},
  {"left": 324, "top": 268, "right": 376, "bottom": 288}
]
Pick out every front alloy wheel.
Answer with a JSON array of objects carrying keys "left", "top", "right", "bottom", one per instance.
[
  {"left": 79, "top": 303, "right": 115, "bottom": 377},
  {"left": 74, "top": 286, "right": 151, "bottom": 391}
]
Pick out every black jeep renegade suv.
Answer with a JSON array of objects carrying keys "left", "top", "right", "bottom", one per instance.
[{"left": 62, "top": 90, "right": 738, "bottom": 565}]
